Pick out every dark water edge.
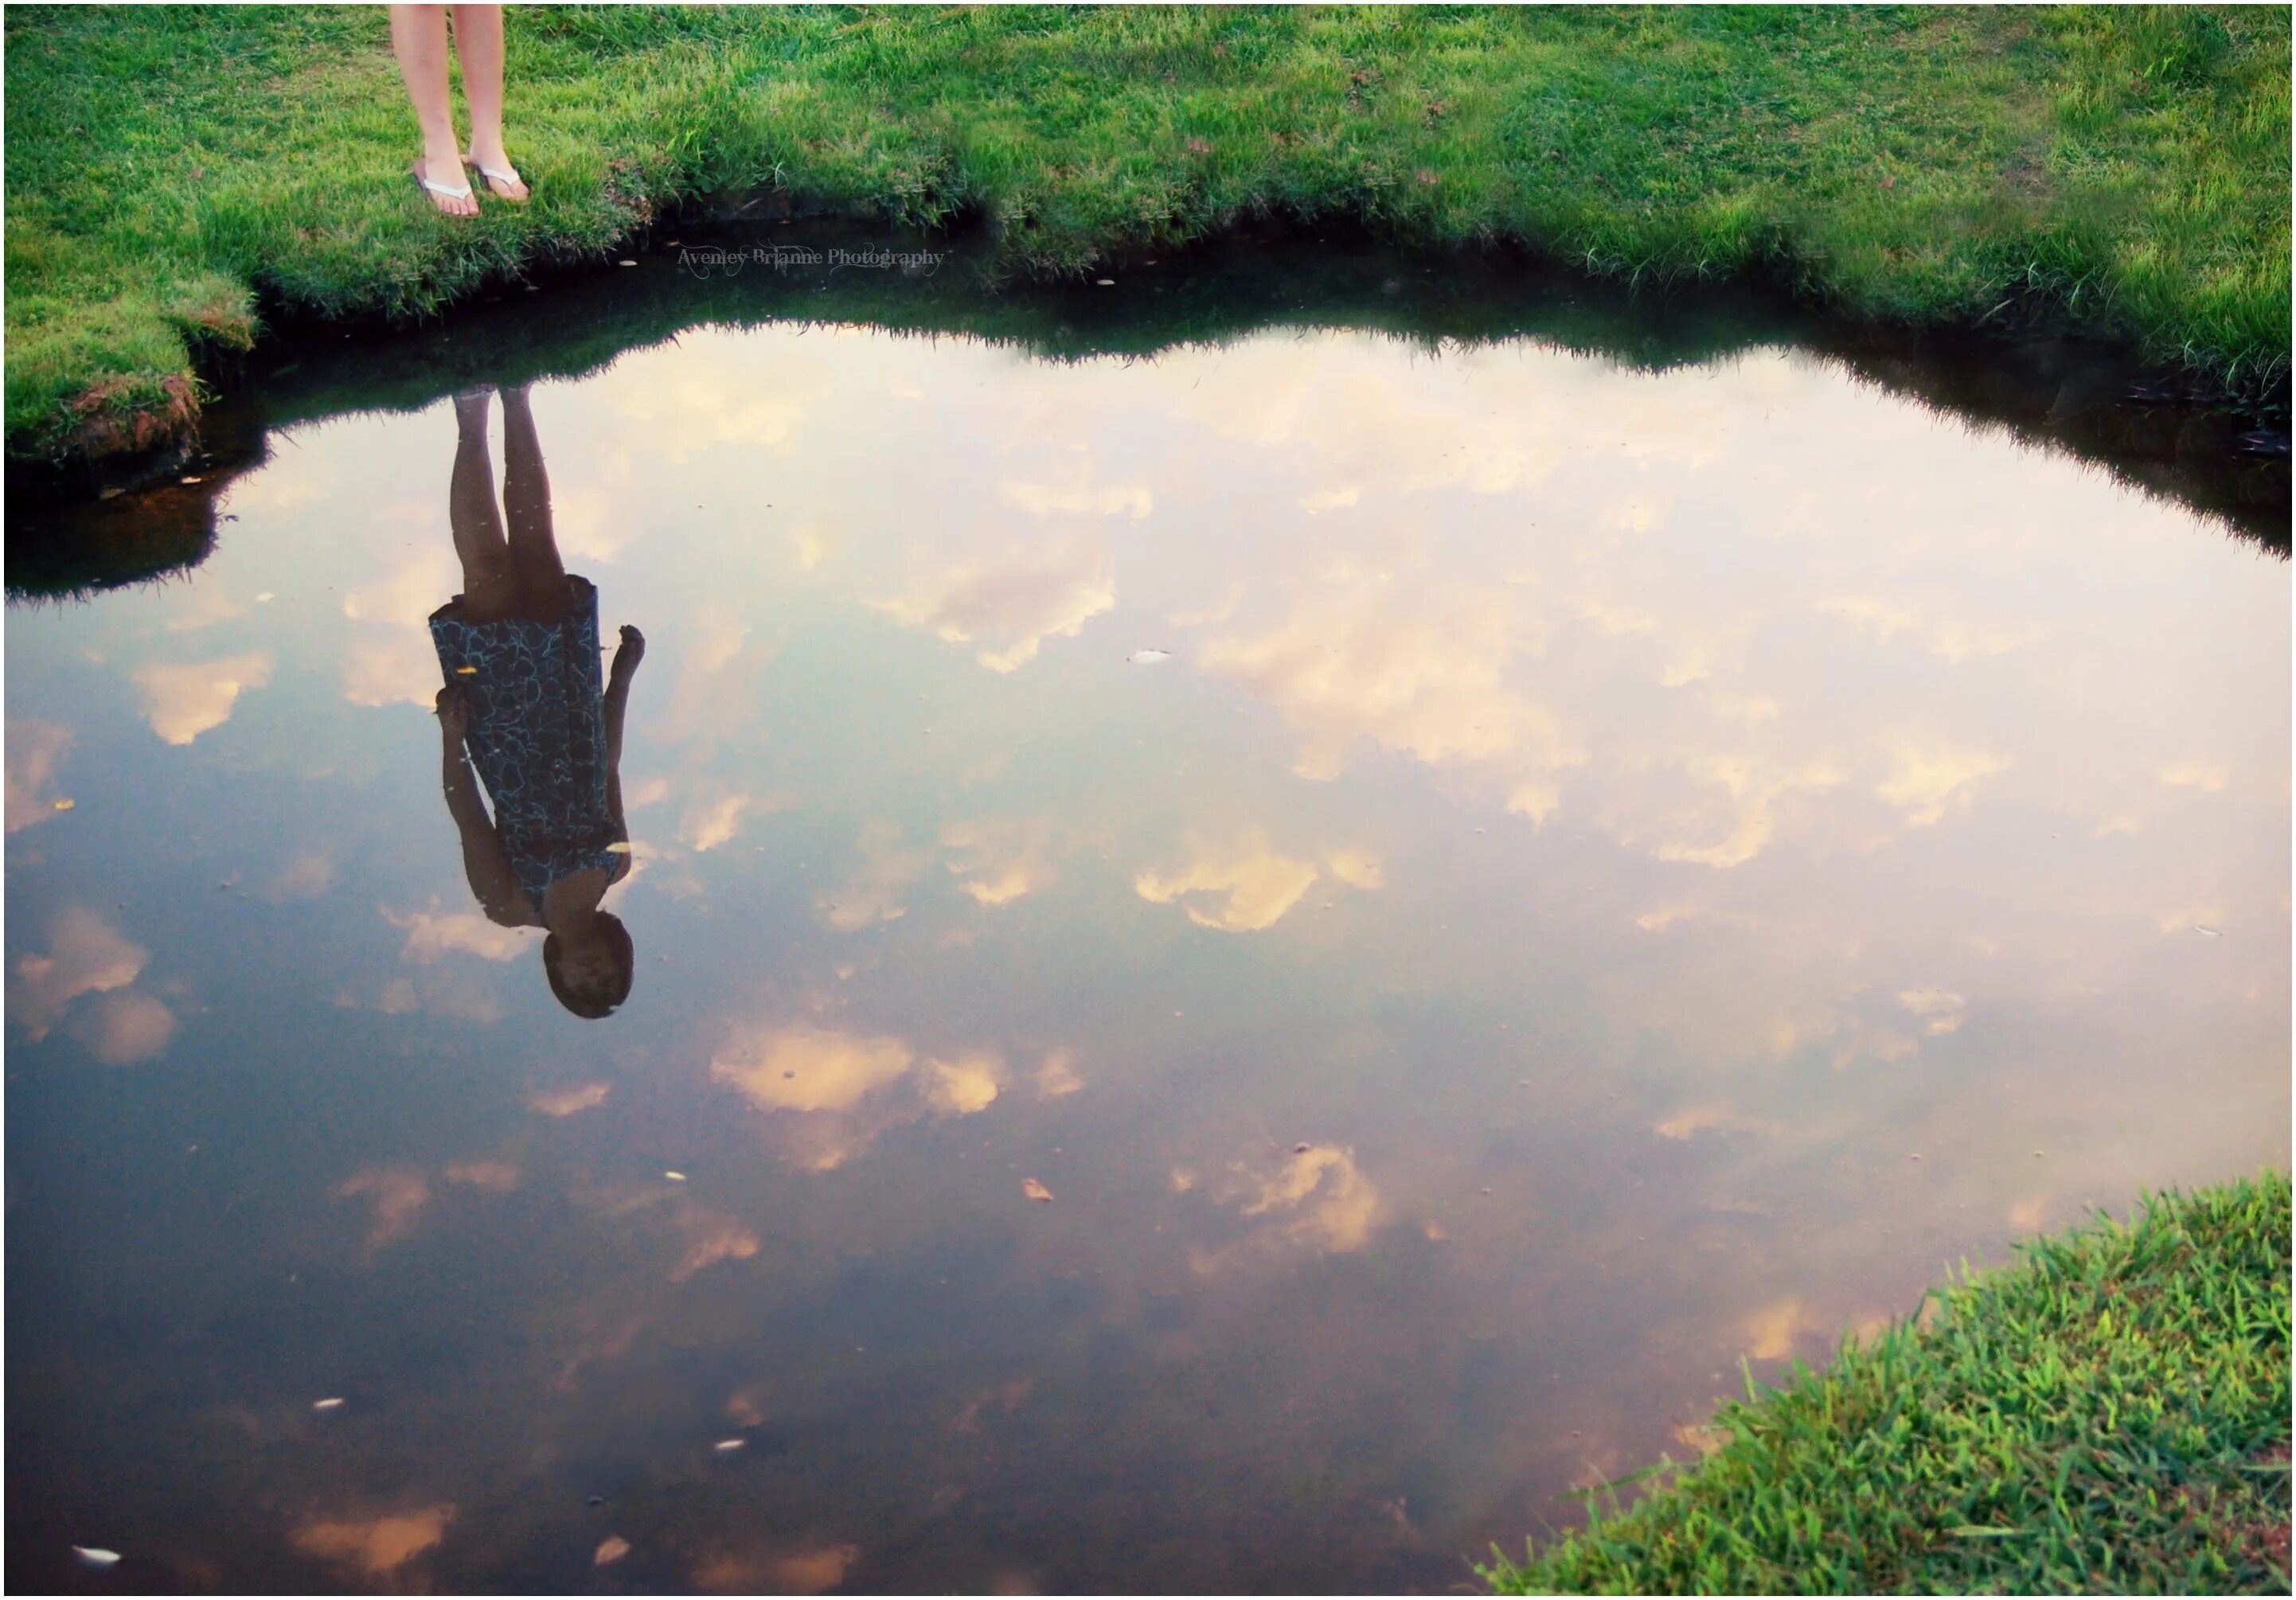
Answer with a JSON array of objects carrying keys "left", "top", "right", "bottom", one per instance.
[{"left": 6, "top": 216, "right": 2286, "bottom": 598}]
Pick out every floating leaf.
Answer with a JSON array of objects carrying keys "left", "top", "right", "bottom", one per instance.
[
  {"left": 1022, "top": 1178, "right": 1053, "bottom": 1203},
  {"left": 1127, "top": 649, "right": 1172, "bottom": 665},
  {"left": 51, "top": 798, "right": 74, "bottom": 812},
  {"left": 595, "top": 1536, "right": 631, "bottom": 1567},
  {"left": 2193, "top": 924, "right": 2222, "bottom": 937},
  {"left": 313, "top": 1396, "right": 345, "bottom": 1411},
  {"left": 604, "top": 841, "right": 633, "bottom": 854},
  {"left": 455, "top": 665, "right": 478, "bottom": 676},
  {"left": 713, "top": 1438, "right": 746, "bottom": 1453},
  {"left": 72, "top": 1547, "right": 122, "bottom": 1568},
  {"left": 664, "top": 1171, "right": 687, "bottom": 1182}
]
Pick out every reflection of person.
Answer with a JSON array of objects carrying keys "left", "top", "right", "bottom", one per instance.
[
  {"left": 431, "top": 384, "right": 641, "bottom": 1019},
  {"left": 391, "top": 4, "right": 529, "bottom": 217}
]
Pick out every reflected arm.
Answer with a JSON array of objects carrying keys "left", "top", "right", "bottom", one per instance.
[
  {"left": 602, "top": 626, "right": 643, "bottom": 883},
  {"left": 438, "top": 699, "right": 532, "bottom": 925}
]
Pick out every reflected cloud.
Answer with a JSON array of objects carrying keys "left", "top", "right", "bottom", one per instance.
[
  {"left": 1134, "top": 837, "right": 1320, "bottom": 933},
  {"left": 11, "top": 907, "right": 147, "bottom": 1040},
  {"left": 267, "top": 853, "right": 337, "bottom": 901},
  {"left": 1197, "top": 571, "right": 1584, "bottom": 818},
  {"left": 290, "top": 1505, "right": 455, "bottom": 1580},
  {"left": 1244, "top": 1145, "right": 1380, "bottom": 1251},
  {"left": 693, "top": 1544, "right": 860, "bottom": 1595},
  {"left": 713, "top": 1026, "right": 914, "bottom": 1115},
  {"left": 1654, "top": 1107, "right": 1777, "bottom": 1141},
  {"left": 1897, "top": 989, "right": 1966, "bottom": 1036},
  {"left": 819, "top": 821, "right": 934, "bottom": 931},
  {"left": 5, "top": 720, "right": 72, "bottom": 833},
  {"left": 76, "top": 991, "right": 176, "bottom": 1064},
  {"left": 924, "top": 1052, "right": 1004, "bottom": 1115},
  {"left": 334, "top": 1167, "right": 431, "bottom": 1250},
  {"left": 873, "top": 537, "right": 1114, "bottom": 673},
  {"left": 385, "top": 905, "right": 538, "bottom": 964},
  {"left": 529, "top": 1082, "right": 611, "bottom": 1117},
  {"left": 711, "top": 1024, "right": 1009, "bottom": 1170},
  {"left": 1876, "top": 742, "right": 2006, "bottom": 826},
  {"left": 1192, "top": 1145, "right": 1382, "bottom": 1271},
  {"left": 671, "top": 1204, "right": 761, "bottom": 1282},
  {"left": 942, "top": 817, "right": 1057, "bottom": 906},
  {"left": 133, "top": 650, "right": 274, "bottom": 744},
  {"left": 1036, "top": 1049, "right": 1084, "bottom": 1099},
  {"left": 1324, "top": 849, "right": 1384, "bottom": 891}
]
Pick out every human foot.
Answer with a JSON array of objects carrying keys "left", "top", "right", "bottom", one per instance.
[
  {"left": 412, "top": 154, "right": 476, "bottom": 217},
  {"left": 463, "top": 142, "right": 529, "bottom": 202}
]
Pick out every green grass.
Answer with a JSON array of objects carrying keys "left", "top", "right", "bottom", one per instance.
[
  {"left": 1482, "top": 1173, "right": 2293, "bottom": 1595},
  {"left": 5, "top": 5, "right": 2288, "bottom": 469}
]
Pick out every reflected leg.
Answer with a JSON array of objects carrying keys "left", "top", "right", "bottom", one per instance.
[
  {"left": 450, "top": 390, "right": 517, "bottom": 620},
  {"left": 500, "top": 385, "right": 568, "bottom": 620}
]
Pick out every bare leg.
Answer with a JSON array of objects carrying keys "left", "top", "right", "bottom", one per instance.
[
  {"left": 453, "top": 4, "right": 528, "bottom": 200},
  {"left": 450, "top": 391, "right": 517, "bottom": 619},
  {"left": 391, "top": 6, "right": 476, "bottom": 217},
  {"left": 499, "top": 386, "right": 567, "bottom": 618}
]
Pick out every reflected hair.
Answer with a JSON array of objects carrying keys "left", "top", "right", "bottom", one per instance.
[{"left": 542, "top": 912, "right": 635, "bottom": 1020}]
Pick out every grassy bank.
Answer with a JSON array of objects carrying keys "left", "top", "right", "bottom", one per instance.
[
  {"left": 6, "top": 4, "right": 2288, "bottom": 471},
  {"left": 1484, "top": 1173, "right": 2292, "bottom": 1595}
]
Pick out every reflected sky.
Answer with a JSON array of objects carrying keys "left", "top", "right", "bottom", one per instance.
[{"left": 6, "top": 323, "right": 2287, "bottom": 1593}]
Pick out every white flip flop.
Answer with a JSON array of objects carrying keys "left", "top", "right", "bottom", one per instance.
[
  {"left": 462, "top": 151, "right": 528, "bottom": 201},
  {"left": 412, "top": 158, "right": 474, "bottom": 211}
]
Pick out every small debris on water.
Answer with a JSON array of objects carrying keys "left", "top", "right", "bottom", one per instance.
[
  {"left": 595, "top": 1535, "right": 631, "bottom": 1567},
  {"left": 664, "top": 1171, "right": 687, "bottom": 1182},
  {"left": 1128, "top": 649, "right": 1173, "bottom": 664},
  {"left": 587, "top": 1494, "right": 607, "bottom": 1508},
  {"left": 1096, "top": 278, "right": 1115, "bottom": 287},
  {"left": 256, "top": 592, "right": 275, "bottom": 603},
  {"left": 619, "top": 259, "right": 638, "bottom": 267},
  {"left": 2192, "top": 924, "right": 2222, "bottom": 937},
  {"left": 1909, "top": 1153, "right": 1922, "bottom": 1161},
  {"left": 455, "top": 665, "right": 478, "bottom": 675},
  {"left": 604, "top": 841, "right": 632, "bottom": 853},
  {"left": 1479, "top": 1187, "right": 1493, "bottom": 1196},
  {"left": 713, "top": 1438, "right": 746, "bottom": 1453},
  {"left": 1022, "top": 1178, "right": 1054, "bottom": 1203},
  {"left": 72, "top": 1547, "right": 121, "bottom": 1569},
  {"left": 1293, "top": 1143, "right": 1310, "bottom": 1154},
  {"left": 312, "top": 1396, "right": 345, "bottom": 1411},
  {"left": 51, "top": 798, "right": 73, "bottom": 812}
]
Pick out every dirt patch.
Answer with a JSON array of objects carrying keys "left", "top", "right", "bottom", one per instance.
[{"left": 68, "top": 373, "right": 200, "bottom": 461}]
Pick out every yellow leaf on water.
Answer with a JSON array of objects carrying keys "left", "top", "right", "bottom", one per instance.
[
  {"left": 455, "top": 666, "right": 478, "bottom": 676},
  {"left": 52, "top": 798, "right": 74, "bottom": 812},
  {"left": 1022, "top": 1178, "right": 1053, "bottom": 1203},
  {"left": 595, "top": 1536, "right": 631, "bottom": 1567}
]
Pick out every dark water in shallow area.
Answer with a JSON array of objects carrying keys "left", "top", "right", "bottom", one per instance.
[{"left": 6, "top": 243, "right": 2290, "bottom": 1593}]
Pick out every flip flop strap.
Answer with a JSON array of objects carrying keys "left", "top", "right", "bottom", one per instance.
[{"left": 421, "top": 174, "right": 474, "bottom": 198}]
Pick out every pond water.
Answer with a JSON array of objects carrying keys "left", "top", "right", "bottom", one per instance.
[{"left": 7, "top": 260, "right": 2289, "bottom": 1593}]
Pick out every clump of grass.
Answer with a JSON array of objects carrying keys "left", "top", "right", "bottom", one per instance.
[
  {"left": 6, "top": 5, "right": 2288, "bottom": 469},
  {"left": 1482, "top": 1173, "right": 2293, "bottom": 1595}
]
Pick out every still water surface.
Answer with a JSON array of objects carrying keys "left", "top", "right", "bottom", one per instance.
[{"left": 7, "top": 316, "right": 2289, "bottom": 1592}]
